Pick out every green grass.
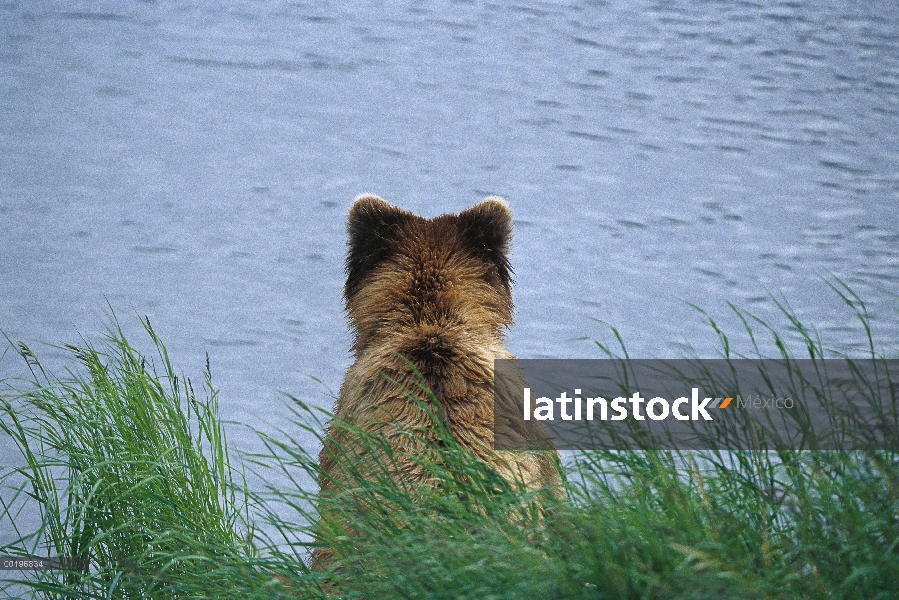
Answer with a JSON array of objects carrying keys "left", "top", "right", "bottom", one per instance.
[{"left": 1, "top": 282, "right": 897, "bottom": 599}]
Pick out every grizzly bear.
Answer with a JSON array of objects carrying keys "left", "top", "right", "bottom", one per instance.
[{"left": 312, "top": 194, "right": 561, "bottom": 569}]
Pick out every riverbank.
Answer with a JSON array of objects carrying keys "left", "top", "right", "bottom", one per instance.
[{"left": 2, "top": 285, "right": 897, "bottom": 599}]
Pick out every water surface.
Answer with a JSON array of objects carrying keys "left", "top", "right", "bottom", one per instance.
[{"left": 2, "top": 0, "right": 897, "bottom": 510}]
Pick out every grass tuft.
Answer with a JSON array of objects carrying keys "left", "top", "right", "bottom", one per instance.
[{"left": 2, "top": 283, "right": 898, "bottom": 599}]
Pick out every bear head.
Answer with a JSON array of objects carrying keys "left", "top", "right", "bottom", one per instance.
[{"left": 343, "top": 194, "right": 514, "bottom": 371}]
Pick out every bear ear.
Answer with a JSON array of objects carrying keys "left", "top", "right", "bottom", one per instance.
[
  {"left": 457, "top": 196, "right": 514, "bottom": 290},
  {"left": 345, "top": 194, "right": 413, "bottom": 300}
]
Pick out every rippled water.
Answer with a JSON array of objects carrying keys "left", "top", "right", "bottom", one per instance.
[{"left": 2, "top": 0, "right": 898, "bottom": 506}]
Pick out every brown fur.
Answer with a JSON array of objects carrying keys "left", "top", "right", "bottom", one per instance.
[{"left": 312, "top": 195, "right": 561, "bottom": 569}]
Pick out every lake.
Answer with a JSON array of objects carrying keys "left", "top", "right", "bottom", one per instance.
[{"left": 1, "top": 0, "right": 897, "bottom": 538}]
